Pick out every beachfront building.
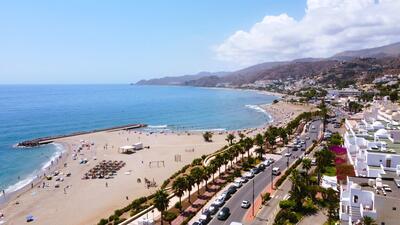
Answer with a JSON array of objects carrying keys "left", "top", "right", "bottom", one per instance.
[
  {"left": 344, "top": 100, "right": 400, "bottom": 178},
  {"left": 339, "top": 176, "right": 400, "bottom": 225}
]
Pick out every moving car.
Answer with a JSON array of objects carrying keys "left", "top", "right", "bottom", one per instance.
[
  {"left": 272, "top": 167, "right": 280, "bottom": 175},
  {"left": 241, "top": 200, "right": 251, "bottom": 209},
  {"left": 217, "top": 207, "right": 231, "bottom": 220},
  {"left": 284, "top": 152, "right": 292, "bottom": 157}
]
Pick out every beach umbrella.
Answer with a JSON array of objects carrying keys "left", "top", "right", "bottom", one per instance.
[{"left": 26, "top": 215, "right": 34, "bottom": 222}]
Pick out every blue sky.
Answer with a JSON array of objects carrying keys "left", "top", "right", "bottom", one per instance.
[{"left": 0, "top": 0, "right": 307, "bottom": 84}]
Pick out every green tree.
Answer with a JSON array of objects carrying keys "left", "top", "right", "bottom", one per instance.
[
  {"left": 242, "top": 137, "right": 254, "bottom": 158},
  {"left": 154, "top": 189, "right": 170, "bottom": 225},
  {"left": 225, "top": 133, "right": 235, "bottom": 145},
  {"left": 172, "top": 176, "right": 187, "bottom": 208},
  {"left": 238, "top": 132, "right": 246, "bottom": 142},
  {"left": 185, "top": 175, "right": 195, "bottom": 203},
  {"left": 289, "top": 170, "right": 306, "bottom": 209},
  {"left": 190, "top": 167, "right": 204, "bottom": 195},
  {"left": 389, "top": 91, "right": 398, "bottom": 103},
  {"left": 202, "top": 131, "right": 213, "bottom": 142},
  {"left": 163, "top": 211, "right": 177, "bottom": 225},
  {"left": 254, "top": 133, "right": 265, "bottom": 159},
  {"left": 302, "top": 158, "right": 312, "bottom": 175},
  {"left": 358, "top": 216, "right": 378, "bottom": 225}
]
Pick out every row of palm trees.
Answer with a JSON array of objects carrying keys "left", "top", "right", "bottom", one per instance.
[{"left": 154, "top": 111, "right": 320, "bottom": 224}]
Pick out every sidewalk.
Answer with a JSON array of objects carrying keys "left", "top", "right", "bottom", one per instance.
[
  {"left": 298, "top": 211, "right": 327, "bottom": 225},
  {"left": 246, "top": 176, "right": 292, "bottom": 225}
]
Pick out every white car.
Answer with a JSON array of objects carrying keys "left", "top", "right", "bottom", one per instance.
[
  {"left": 233, "top": 180, "right": 242, "bottom": 188},
  {"left": 213, "top": 197, "right": 225, "bottom": 207},
  {"left": 284, "top": 152, "right": 292, "bottom": 157},
  {"left": 241, "top": 200, "right": 251, "bottom": 208},
  {"left": 244, "top": 171, "right": 254, "bottom": 179}
]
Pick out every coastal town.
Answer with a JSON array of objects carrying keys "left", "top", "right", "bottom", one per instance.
[
  {"left": 1, "top": 67, "right": 400, "bottom": 225},
  {"left": 2, "top": 1, "right": 400, "bottom": 225}
]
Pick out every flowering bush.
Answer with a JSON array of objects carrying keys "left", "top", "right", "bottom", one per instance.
[
  {"left": 334, "top": 157, "right": 346, "bottom": 165},
  {"left": 330, "top": 146, "right": 347, "bottom": 155}
]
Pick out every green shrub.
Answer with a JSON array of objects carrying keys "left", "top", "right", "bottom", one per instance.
[
  {"left": 97, "top": 218, "right": 108, "bottom": 225},
  {"left": 163, "top": 211, "right": 178, "bottom": 224},
  {"left": 262, "top": 192, "right": 271, "bottom": 204},
  {"left": 279, "top": 199, "right": 295, "bottom": 209},
  {"left": 174, "top": 202, "right": 182, "bottom": 211}
]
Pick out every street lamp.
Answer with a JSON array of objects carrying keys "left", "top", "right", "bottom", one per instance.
[
  {"left": 252, "top": 179, "right": 255, "bottom": 217},
  {"left": 271, "top": 163, "right": 274, "bottom": 190}
]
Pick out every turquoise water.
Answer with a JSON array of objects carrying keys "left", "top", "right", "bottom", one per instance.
[{"left": 0, "top": 85, "right": 276, "bottom": 193}]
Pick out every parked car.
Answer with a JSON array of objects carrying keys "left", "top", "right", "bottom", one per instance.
[
  {"left": 199, "top": 214, "right": 210, "bottom": 224},
  {"left": 192, "top": 221, "right": 203, "bottom": 225},
  {"left": 250, "top": 167, "right": 261, "bottom": 174},
  {"left": 233, "top": 180, "right": 242, "bottom": 188},
  {"left": 208, "top": 205, "right": 218, "bottom": 215},
  {"left": 217, "top": 207, "right": 231, "bottom": 220},
  {"left": 258, "top": 163, "right": 266, "bottom": 171},
  {"left": 213, "top": 196, "right": 225, "bottom": 207},
  {"left": 244, "top": 171, "right": 254, "bottom": 179},
  {"left": 241, "top": 200, "right": 251, "bottom": 209},
  {"left": 227, "top": 185, "right": 237, "bottom": 195},
  {"left": 240, "top": 176, "right": 249, "bottom": 183}
]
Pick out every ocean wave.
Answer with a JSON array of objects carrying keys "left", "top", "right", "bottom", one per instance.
[
  {"left": 191, "top": 128, "right": 227, "bottom": 132},
  {"left": 245, "top": 104, "right": 273, "bottom": 122},
  {"left": 1, "top": 143, "right": 66, "bottom": 197},
  {"left": 147, "top": 124, "right": 168, "bottom": 129}
]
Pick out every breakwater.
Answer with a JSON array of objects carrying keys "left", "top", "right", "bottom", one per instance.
[{"left": 17, "top": 123, "right": 147, "bottom": 147}]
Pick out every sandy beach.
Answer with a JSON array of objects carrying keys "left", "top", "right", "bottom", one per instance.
[{"left": 0, "top": 101, "right": 315, "bottom": 225}]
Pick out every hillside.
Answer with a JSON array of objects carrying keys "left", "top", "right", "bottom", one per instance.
[{"left": 136, "top": 42, "right": 400, "bottom": 87}]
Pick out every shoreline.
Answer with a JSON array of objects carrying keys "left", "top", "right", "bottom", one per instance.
[
  {"left": 0, "top": 100, "right": 313, "bottom": 225},
  {"left": 0, "top": 97, "right": 282, "bottom": 203}
]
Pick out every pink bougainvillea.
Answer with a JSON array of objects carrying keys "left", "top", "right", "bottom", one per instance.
[
  {"left": 330, "top": 146, "right": 347, "bottom": 155},
  {"left": 334, "top": 157, "right": 346, "bottom": 165}
]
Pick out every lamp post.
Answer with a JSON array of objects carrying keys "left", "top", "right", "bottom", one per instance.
[
  {"left": 271, "top": 163, "right": 274, "bottom": 190},
  {"left": 252, "top": 179, "right": 255, "bottom": 217}
]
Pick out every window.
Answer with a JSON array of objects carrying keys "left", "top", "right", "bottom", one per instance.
[
  {"left": 393, "top": 207, "right": 396, "bottom": 211},
  {"left": 353, "top": 195, "right": 358, "bottom": 203}
]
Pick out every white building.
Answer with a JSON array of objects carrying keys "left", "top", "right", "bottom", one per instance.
[
  {"left": 340, "top": 176, "right": 400, "bottom": 225},
  {"left": 344, "top": 100, "right": 400, "bottom": 178}
]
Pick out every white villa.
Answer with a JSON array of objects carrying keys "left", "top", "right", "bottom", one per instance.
[
  {"left": 340, "top": 176, "right": 400, "bottom": 225},
  {"left": 344, "top": 100, "right": 400, "bottom": 178}
]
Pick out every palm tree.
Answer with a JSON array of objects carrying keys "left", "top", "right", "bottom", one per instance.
[
  {"left": 222, "top": 152, "right": 230, "bottom": 171},
  {"left": 243, "top": 137, "right": 253, "bottom": 158},
  {"left": 190, "top": 167, "right": 204, "bottom": 195},
  {"left": 302, "top": 158, "right": 312, "bottom": 175},
  {"left": 278, "top": 127, "right": 288, "bottom": 145},
  {"left": 254, "top": 133, "right": 265, "bottom": 159},
  {"left": 203, "top": 131, "right": 213, "bottom": 142},
  {"left": 202, "top": 166, "right": 211, "bottom": 190},
  {"left": 359, "top": 216, "right": 378, "bottom": 225},
  {"left": 172, "top": 176, "right": 187, "bottom": 208},
  {"left": 236, "top": 144, "right": 246, "bottom": 160},
  {"left": 154, "top": 189, "right": 170, "bottom": 225},
  {"left": 289, "top": 170, "right": 306, "bottom": 209},
  {"left": 214, "top": 154, "right": 224, "bottom": 175},
  {"left": 185, "top": 175, "right": 195, "bottom": 203},
  {"left": 225, "top": 133, "right": 235, "bottom": 145},
  {"left": 227, "top": 148, "right": 236, "bottom": 168},
  {"left": 207, "top": 163, "right": 217, "bottom": 183},
  {"left": 238, "top": 132, "right": 245, "bottom": 142}
]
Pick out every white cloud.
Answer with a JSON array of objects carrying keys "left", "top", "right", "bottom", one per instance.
[{"left": 215, "top": 0, "right": 400, "bottom": 66}]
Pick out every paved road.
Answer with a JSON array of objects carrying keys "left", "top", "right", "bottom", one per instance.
[{"left": 206, "top": 120, "right": 322, "bottom": 225}]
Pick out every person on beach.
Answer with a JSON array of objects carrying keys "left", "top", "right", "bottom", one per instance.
[{"left": 105, "top": 182, "right": 108, "bottom": 188}]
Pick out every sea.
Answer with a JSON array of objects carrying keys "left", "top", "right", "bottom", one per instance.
[{"left": 0, "top": 84, "right": 277, "bottom": 196}]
